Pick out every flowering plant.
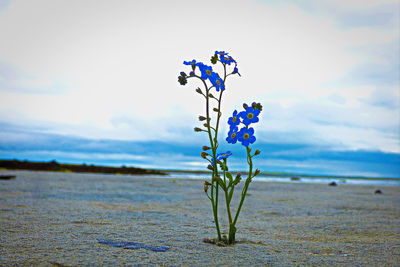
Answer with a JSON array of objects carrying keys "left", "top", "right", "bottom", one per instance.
[{"left": 178, "top": 51, "right": 262, "bottom": 245}]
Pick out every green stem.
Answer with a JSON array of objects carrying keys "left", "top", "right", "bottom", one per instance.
[
  {"left": 233, "top": 146, "right": 253, "bottom": 226},
  {"left": 222, "top": 160, "right": 233, "bottom": 226},
  {"left": 198, "top": 76, "right": 222, "bottom": 241}
]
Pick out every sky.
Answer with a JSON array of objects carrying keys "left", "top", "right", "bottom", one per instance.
[{"left": 0, "top": 0, "right": 399, "bottom": 177}]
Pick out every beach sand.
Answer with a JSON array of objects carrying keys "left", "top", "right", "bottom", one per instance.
[{"left": 0, "top": 170, "right": 399, "bottom": 266}]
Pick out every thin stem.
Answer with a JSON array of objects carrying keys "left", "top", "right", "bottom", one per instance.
[
  {"left": 223, "top": 166, "right": 233, "bottom": 225},
  {"left": 213, "top": 63, "right": 227, "bottom": 144},
  {"left": 199, "top": 76, "right": 222, "bottom": 241},
  {"left": 233, "top": 146, "right": 253, "bottom": 226}
]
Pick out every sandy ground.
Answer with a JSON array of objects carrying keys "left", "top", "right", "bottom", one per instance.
[{"left": 0, "top": 170, "right": 399, "bottom": 266}]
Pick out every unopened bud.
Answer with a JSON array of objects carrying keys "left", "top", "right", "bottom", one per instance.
[
  {"left": 196, "top": 88, "right": 202, "bottom": 94},
  {"left": 254, "top": 169, "right": 261, "bottom": 177},
  {"left": 204, "top": 182, "right": 209, "bottom": 193},
  {"left": 202, "top": 146, "right": 211, "bottom": 151},
  {"left": 201, "top": 152, "right": 209, "bottom": 159},
  {"left": 254, "top": 150, "right": 261, "bottom": 156},
  {"left": 207, "top": 165, "right": 213, "bottom": 171},
  {"left": 213, "top": 108, "right": 219, "bottom": 112},
  {"left": 203, "top": 123, "right": 209, "bottom": 128},
  {"left": 212, "top": 176, "right": 222, "bottom": 182},
  {"left": 233, "top": 173, "right": 242, "bottom": 185},
  {"left": 180, "top": 71, "right": 187, "bottom": 77},
  {"left": 194, "top": 127, "right": 202, "bottom": 132},
  {"left": 198, "top": 116, "right": 206, "bottom": 121},
  {"left": 243, "top": 103, "right": 249, "bottom": 109},
  {"left": 189, "top": 71, "right": 195, "bottom": 77},
  {"left": 209, "top": 93, "right": 215, "bottom": 98},
  {"left": 251, "top": 102, "right": 257, "bottom": 108}
]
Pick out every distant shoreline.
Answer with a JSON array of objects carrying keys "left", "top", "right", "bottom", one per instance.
[
  {"left": 162, "top": 169, "right": 400, "bottom": 181},
  {"left": 0, "top": 159, "right": 168, "bottom": 176}
]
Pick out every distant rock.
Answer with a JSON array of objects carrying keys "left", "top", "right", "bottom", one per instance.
[
  {"left": 290, "top": 177, "right": 300, "bottom": 181},
  {"left": 374, "top": 189, "right": 383, "bottom": 194},
  {"left": 328, "top": 181, "right": 337, "bottom": 186}
]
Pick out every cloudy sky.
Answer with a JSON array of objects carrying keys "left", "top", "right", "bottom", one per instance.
[{"left": 0, "top": 0, "right": 399, "bottom": 177}]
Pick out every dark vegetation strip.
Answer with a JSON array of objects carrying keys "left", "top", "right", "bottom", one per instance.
[{"left": 0, "top": 159, "right": 168, "bottom": 176}]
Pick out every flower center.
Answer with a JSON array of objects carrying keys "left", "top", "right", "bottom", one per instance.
[
  {"left": 247, "top": 113, "right": 254, "bottom": 119},
  {"left": 231, "top": 133, "right": 236, "bottom": 138},
  {"left": 206, "top": 69, "right": 212, "bottom": 76},
  {"left": 222, "top": 154, "right": 226, "bottom": 157},
  {"left": 243, "top": 133, "right": 250, "bottom": 139},
  {"left": 224, "top": 57, "right": 229, "bottom": 61},
  {"left": 216, "top": 80, "right": 221, "bottom": 86},
  {"left": 232, "top": 117, "right": 237, "bottom": 123}
]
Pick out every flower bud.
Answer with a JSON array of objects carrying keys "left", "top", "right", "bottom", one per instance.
[
  {"left": 243, "top": 103, "right": 248, "bottom": 109},
  {"left": 196, "top": 88, "right": 202, "bottom": 94},
  {"left": 204, "top": 181, "right": 212, "bottom": 193},
  {"left": 209, "top": 93, "right": 215, "bottom": 98},
  {"left": 203, "top": 123, "right": 209, "bottom": 128},
  {"left": 201, "top": 152, "right": 209, "bottom": 159},
  {"left": 189, "top": 71, "right": 195, "bottom": 77},
  {"left": 202, "top": 146, "right": 211, "bottom": 151},
  {"left": 252, "top": 102, "right": 257, "bottom": 108},
  {"left": 178, "top": 75, "right": 187, "bottom": 85},
  {"left": 194, "top": 127, "right": 202, "bottom": 132},
  {"left": 254, "top": 169, "right": 261, "bottom": 177},
  {"left": 207, "top": 165, "right": 214, "bottom": 171},
  {"left": 254, "top": 102, "right": 263, "bottom": 111},
  {"left": 211, "top": 54, "right": 218, "bottom": 64},
  {"left": 204, "top": 183, "right": 209, "bottom": 193},
  {"left": 198, "top": 116, "right": 206, "bottom": 121},
  {"left": 180, "top": 71, "right": 187, "bottom": 77},
  {"left": 233, "top": 173, "right": 242, "bottom": 185},
  {"left": 212, "top": 176, "right": 222, "bottom": 182},
  {"left": 254, "top": 150, "right": 261, "bottom": 156},
  {"left": 213, "top": 108, "right": 219, "bottom": 112}
]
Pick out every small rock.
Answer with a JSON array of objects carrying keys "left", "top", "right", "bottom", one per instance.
[
  {"left": 374, "top": 189, "right": 383, "bottom": 194},
  {"left": 291, "top": 177, "right": 300, "bottom": 181},
  {"left": 328, "top": 181, "right": 337, "bottom": 186}
]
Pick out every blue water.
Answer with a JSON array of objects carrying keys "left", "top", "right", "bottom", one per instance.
[{"left": 151, "top": 171, "right": 400, "bottom": 186}]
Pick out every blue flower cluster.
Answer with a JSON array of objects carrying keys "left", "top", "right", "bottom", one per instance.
[
  {"left": 179, "top": 51, "right": 241, "bottom": 91},
  {"left": 182, "top": 59, "right": 225, "bottom": 91},
  {"left": 215, "top": 51, "right": 241, "bottom": 76},
  {"left": 226, "top": 103, "right": 262, "bottom": 147}
]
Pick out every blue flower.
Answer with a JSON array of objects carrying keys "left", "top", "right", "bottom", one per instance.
[
  {"left": 226, "top": 126, "right": 239, "bottom": 144},
  {"left": 218, "top": 151, "right": 232, "bottom": 160},
  {"left": 237, "top": 127, "right": 256, "bottom": 147},
  {"left": 183, "top": 59, "right": 197, "bottom": 66},
  {"left": 239, "top": 106, "right": 260, "bottom": 126},
  {"left": 233, "top": 66, "right": 241, "bottom": 77},
  {"left": 220, "top": 55, "right": 235, "bottom": 65},
  {"left": 197, "top": 63, "right": 215, "bottom": 81},
  {"left": 211, "top": 74, "right": 225, "bottom": 91},
  {"left": 210, "top": 151, "right": 232, "bottom": 166},
  {"left": 215, "top": 51, "right": 228, "bottom": 56},
  {"left": 228, "top": 110, "right": 240, "bottom": 129}
]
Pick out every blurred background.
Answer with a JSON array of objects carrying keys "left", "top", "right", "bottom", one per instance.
[{"left": 0, "top": 0, "right": 399, "bottom": 177}]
